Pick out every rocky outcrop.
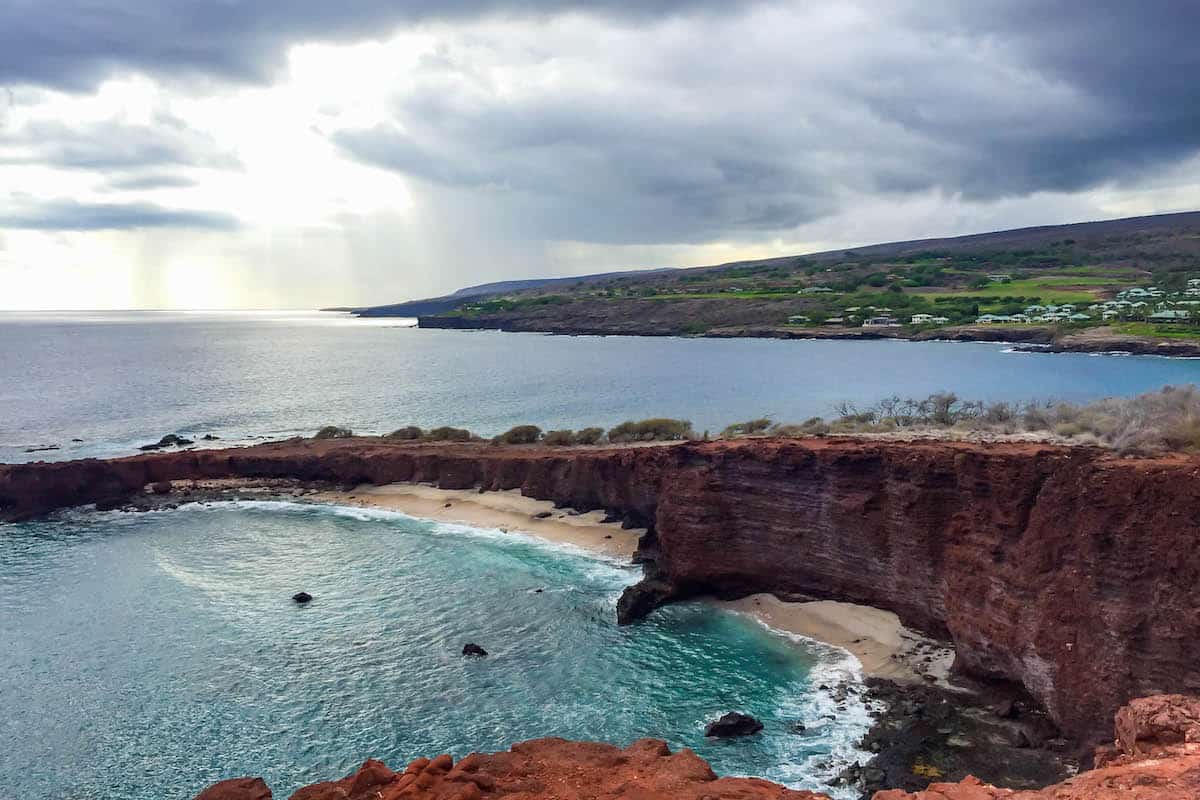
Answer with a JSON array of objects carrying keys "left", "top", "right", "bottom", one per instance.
[
  {"left": 192, "top": 697, "right": 1200, "bottom": 800},
  {"left": 193, "top": 737, "right": 829, "bottom": 800},
  {"left": 5, "top": 437, "right": 1200, "bottom": 750},
  {"left": 873, "top": 694, "right": 1200, "bottom": 799}
]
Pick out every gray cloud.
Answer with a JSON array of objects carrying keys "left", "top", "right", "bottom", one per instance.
[
  {"left": 0, "top": 200, "right": 239, "bottom": 231},
  {"left": 329, "top": 2, "right": 1200, "bottom": 245},
  {"left": 0, "top": 117, "right": 238, "bottom": 172},
  {"left": 0, "top": 1, "right": 740, "bottom": 90}
]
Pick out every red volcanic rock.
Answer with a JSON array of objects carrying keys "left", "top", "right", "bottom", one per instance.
[
  {"left": 215, "top": 738, "right": 828, "bottom": 800},
  {"left": 871, "top": 694, "right": 1200, "bottom": 800},
  {"left": 194, "top": 777, "right": 272, "bottom": 800},
  {"left": 6, "top": 437, "right": 1200, "bottom": 749},
  {"left": 1114, "top": 694, "right": 1200, "bottom": 758}
]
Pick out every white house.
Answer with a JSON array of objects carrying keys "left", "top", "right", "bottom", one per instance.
[{"left": 910, "top": 313, "right": 935, "bottom": 324}]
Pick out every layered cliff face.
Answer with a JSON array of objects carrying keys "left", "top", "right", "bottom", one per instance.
[
  {"left": 191, "top": 696, "right": 1200, "bottom": 800},
  {"left": 4, "top": 437, "right": 1200, "bottom": 750}
]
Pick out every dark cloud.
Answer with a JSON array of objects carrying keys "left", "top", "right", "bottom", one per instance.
[
  {"left": 0, "top": 200, "right": 239, "bottom": 231},
  {"left": 330, "top": 1, "right": 1200, "bottom": 244},
  {"left": 0, "top": 0, "right": 739, "bottom": 90}
]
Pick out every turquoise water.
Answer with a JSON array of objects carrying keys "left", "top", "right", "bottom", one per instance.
[
  {"left": 4, "top": 310, "right": 1200, "bottom": 463},
  {"left": 0, "top": 503, "right": 869, "bottom": 799}
]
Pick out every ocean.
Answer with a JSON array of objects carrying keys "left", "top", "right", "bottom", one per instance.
[
  {"left": 4, "top": 310, "right": 1200, "bottom": 463},
  {"left": 0, "top": 502, "right": 870, "bottom": 798}
]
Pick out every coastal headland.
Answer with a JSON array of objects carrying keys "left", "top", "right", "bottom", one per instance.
[{"left": 5, "top": 436, "right": 1200, "bottom": 796}]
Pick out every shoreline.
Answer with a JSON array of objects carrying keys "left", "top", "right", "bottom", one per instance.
[
  {"left": 415, "top": 317, "right": 1200, "bottom": 358},
  {"left": 156, "top": 478, "right": 952, "bottom": 684}
]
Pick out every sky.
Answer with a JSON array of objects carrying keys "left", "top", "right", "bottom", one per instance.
[{"left": 1, "top": 1, "right": 1198, "bottom": 310}]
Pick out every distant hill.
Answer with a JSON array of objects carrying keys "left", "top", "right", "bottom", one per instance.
[
  {"left": 349, "top": 267, "right": 675, "bottom": 317},
  {"left": 343, "top": 211, "right": 1200, "bottom": 326}
]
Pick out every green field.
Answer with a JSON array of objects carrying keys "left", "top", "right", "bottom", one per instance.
[
  {"left": 1111, "top": 322, "right": 1200, "bottom": 340},
  {"left": 916, "top": 277, "right": 1107, "bottom": 304}
]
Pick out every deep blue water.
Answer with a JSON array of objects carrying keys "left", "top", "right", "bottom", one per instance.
[
  {"left": 4, "top": 310, "right": 1200, "bottom": 463},
  {"left": 0, "top": 503, "right": 869, "bottom": 799}
]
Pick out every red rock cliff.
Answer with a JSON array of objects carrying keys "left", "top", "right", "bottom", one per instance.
[
  {"left": 192, "top": 696, "right": 1200, "bottom": 800},
  {"left": 4, "top": 437, "right": 1199, "bottom": 749}
]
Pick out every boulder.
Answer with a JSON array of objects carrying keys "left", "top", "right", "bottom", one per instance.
[
  {"left": 462, "top": 643, "right": 488, "bottom": 657},
  {"left": 192, "top": 777, "right": 271, "bottom": 800},
  {"left": 704, "top": 712, "right": 764, "bottom": 738},
  {"left": 292, "top": 592, "right": 313, "bottom": 604},
  {"left": 150, "top": 481, "right": 173, "bottom": 495}
]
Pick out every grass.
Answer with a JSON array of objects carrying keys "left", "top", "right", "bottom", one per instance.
[
  {"left": 723, "top": 388, "right": 1200, "bottom": 454},
  {"left": 916, "top": 280, "right": 1100, "bottom": 304},
  {"left": 1110, "top": 322, "right": 1200, "bottom": 340}
]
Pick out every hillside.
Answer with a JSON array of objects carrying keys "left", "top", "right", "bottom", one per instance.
[{"left": 353, "top": 211, "right": 1200, "bottom": 350}]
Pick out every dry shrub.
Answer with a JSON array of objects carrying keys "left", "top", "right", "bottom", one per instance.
[
  {"left": 607, "top": 418, "right": 693, "bottom": 443},
  {"left": 720, "top": 418, "right": 772, "bottom": 438},
  {"left": 426, "top": 426, "right": 473, "bottom": 442},
  {"left": 542, "top": 430, "right": 576, "bottom": 446},
  {"left": 314, "top": 425, "right": 353, "bottom": 439},
  {"left": 575, "top": 427, "right": 606, "bottom": 445},
  {"left": 494, "top": 425, "right": 542, "bottom": 445},
  {"left": 385, "top": 426, "right": 423, "bottom": 440}
]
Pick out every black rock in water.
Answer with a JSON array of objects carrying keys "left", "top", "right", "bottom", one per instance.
[
  {"left": 704, "top": 712, "right": 764, "bottom": 738},
  {"left": 292, "top": 592, "right": 313, "bottom": 604},
  {"left": 462, "top": 643, "right": 488, "bottom": 657}
]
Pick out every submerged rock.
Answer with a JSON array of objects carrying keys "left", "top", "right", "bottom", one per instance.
[
  {"left": 462, "top": 643, "right": 488, "bottom": 657},
  {"left": 139, "top": 433, "right": 195, "bottom": 451},
  {"left": 704, "top": 712, "right": 764, "bottom": 738},
  {"left": 292, "top": 592, "right": 313, "bottom": 604}
]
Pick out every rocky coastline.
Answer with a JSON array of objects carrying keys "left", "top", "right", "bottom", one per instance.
[
  {"left": 5, "top": 436, "right": 1200, "bottom": 797},
  {"left": 192, "top": 694, "right": 1200, "bottom": 799},
  {"left": 418, "top": 314, "right": 1200, "bottom": 357}
]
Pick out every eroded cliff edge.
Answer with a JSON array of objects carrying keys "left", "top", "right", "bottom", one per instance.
[
  {"left": 3, "top": 437, "right": 1199, "bottom": 751},
  {"left": 193, "top": 695, "right": 1200, "bottom": 799}
]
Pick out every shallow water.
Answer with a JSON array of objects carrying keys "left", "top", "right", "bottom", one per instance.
[
  {"left": 4, "top": 310, "right": 1200, "bottom": 462},
  {"left": 0, "top": 503, "right": 870, "bottom": 799}
]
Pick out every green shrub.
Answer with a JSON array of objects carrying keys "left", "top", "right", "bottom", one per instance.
[
  {"left": 720, "top": 418, "right": 772, "bottom": 438},
  {"left": 542, "top": 429, "right": 576, "bottom": 446},
  {"left": 314, "top": 425, "right": 353, "bottom": 439},
  {"left": 385, "top": 426, "right": 424, "bottom": 440},
  {"left": 426, "top": 426, "right": 473, "bottom": 442},
  {"left": 607, "top": 418, "right": 693, "bottom": 443},
  {"left": 575, "top": 427, "right": 605, "bottom": 445},
  {"left": 494, "top": 425, "right": 542, "bottom": 444}
]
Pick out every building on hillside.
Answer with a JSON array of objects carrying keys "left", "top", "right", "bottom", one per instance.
[
  {"left": 1142, "top": 309, "right": 1190, "bottom": 321},
  {"left": 910, "top": 313, "right": 935, "bottom": 324},
  {"left": 987, "top": 274, "right": 1013, "bottom": 282},
  {"left": 787, "top": 315, "right": 810, "bottom": 325},
  {"left": 863, "top": 316, "right": 901, "bottom": 327}
]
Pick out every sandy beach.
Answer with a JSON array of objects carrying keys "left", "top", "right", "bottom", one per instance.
[
  {"left": 295, "top": 481, "right": 956, "bottom": 683},
  {"left": 308, "top": 483, "right": 644, "bottom": 559}
]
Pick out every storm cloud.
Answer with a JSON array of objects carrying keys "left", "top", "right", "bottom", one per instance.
[
  {"left": 331, "top": 1, "right": 1200, "bottom": 243},
  {"left": 1, "top": 1, "right": 1198, "bottom": 308},
  {"left": 0, "top": 0, "right": 740, "bottom": 90}
]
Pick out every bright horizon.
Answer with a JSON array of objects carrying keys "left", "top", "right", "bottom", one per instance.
[{"left": 3, "top": 2, "right": 1199, "bottom": 311}]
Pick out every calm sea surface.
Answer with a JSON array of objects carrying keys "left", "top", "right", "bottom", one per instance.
[
  {"left": 0, "top": 503, "right": 870, "bottom": 798},
  {"left": 3, "top": 309, "right": 1200, "bottom": 463}
]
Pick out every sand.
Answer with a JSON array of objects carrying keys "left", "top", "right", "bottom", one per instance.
[
  {"left": 307, "top": 483, "right": 643, "bottom": 559},
  {"left": 193, "top": 479, "right": 956, "bottom": 681},
  {"left": 715, "top": 594, "right": 955, "bottom": 684}
]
